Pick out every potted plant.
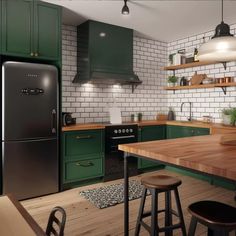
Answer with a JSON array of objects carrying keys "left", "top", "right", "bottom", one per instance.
[
  {"left": 221, "top": 108, "right": 236, "bottom": 126},
  {"left": 167, "top": 75, "right": 178, "bottom": 87},
  {"left": 230, "top": 108, "right": 236, "bottom": 126}
]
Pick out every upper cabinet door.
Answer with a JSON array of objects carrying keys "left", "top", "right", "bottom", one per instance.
[
  {"left": 34, "top": 1, "right": 61, "bottom": 61},
  {"left": 1, "top": 0, "right": 33, "bottom": 57},
  {"left": 0, "top": 0, "right": 2, "bottom": 53},
  {"left": 89, "top": 21, "right": 133, "bottom": 74}
]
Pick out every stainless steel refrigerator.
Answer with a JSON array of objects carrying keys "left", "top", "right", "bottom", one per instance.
[{"left": 2, "top": 61, "right": 59, "bottom": 200}]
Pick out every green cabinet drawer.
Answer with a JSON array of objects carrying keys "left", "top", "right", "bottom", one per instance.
[
  {"left": 192, "top": 127, "right": 210, "bottom": 136},
  {"left": 64, "top": 130, "right": 104, "bottom": 158},
  {"left": 64, "top": 157, "right": 103, "bottom": 182},
  {"left": 138, "top": 125, "right": 165, "bottom": 169}
]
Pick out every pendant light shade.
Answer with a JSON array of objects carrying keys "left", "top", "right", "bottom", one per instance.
[
  {"left": 198, "top": 35, "right": 236, "bottom": 62},
  {"left": 122, "top": 0, "right": 129, "bottom": 15},
  {"left": 198, "top": 0, "right": 236, "bottom": 62}
]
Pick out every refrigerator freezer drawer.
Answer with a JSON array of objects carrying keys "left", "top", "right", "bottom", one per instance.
[{"left": 2, "top": 138, "right": 59, "bottom": 200}]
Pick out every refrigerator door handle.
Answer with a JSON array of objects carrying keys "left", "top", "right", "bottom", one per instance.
[{"left": 51, "top": 109, "right": 57, "bottom": 134}]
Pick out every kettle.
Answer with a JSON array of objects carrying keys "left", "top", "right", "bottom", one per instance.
[
  {"left": 62, "top": 112, "right": 76, "bottom": 126},
  {"left": 180, "top": 76, "right": 188, "bottom": 86}
]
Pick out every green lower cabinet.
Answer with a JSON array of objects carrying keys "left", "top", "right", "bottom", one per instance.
[
  {"left": 62, "top": 129, "right": 104, "bottom": 188},
  {"left": 167, "top": 125, "right": 210, "bottom": 139},
  {"left": 138, "top": 125, "right": 166, "bottom": 170},
  {"left": 64, "top": 156, "right": 104, "bottom": 183}
]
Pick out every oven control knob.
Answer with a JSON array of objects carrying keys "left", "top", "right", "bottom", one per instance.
[
  {"left": 130, "top": 128, "right": 133, "bottom": 133},
  {"left": 118, "top": 129, "right": 121, "bottom": 133},
  {"left": 114, "top": 129, "right": 118, "bottom": 134},
  {"left": 122, "top": 129, "right": 125, "bottom": 133},
  {"left": 126, "top": 129, "right": 129, "bottom": 133}
]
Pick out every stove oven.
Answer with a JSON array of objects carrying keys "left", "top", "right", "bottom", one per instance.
[{"left": 104, "top": 124, "right": 138, "bottom": 181}]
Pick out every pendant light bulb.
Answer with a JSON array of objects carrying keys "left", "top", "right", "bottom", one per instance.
[
  {"left": 122, "top": 0, "right": 129, "bottom": 15},
  {"left": 198, "top": 0, "right": 236, "bottom": 63}
]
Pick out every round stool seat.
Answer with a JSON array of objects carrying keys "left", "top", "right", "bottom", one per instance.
[
  {"left": 141, "top": 174, "right": 182, "bottom": 190},
  {"left": 188, "top": 201, "right": 236, "bottom": 228}
]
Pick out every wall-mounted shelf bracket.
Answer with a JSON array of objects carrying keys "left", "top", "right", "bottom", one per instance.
[{"left": 221, "top": 86, "right": 227, "bottom": 95}]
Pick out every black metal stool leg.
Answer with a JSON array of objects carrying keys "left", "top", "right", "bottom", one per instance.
[
  {"left": 174, "top": 188, "right": 187, "bottom": 236},
  {"left": 188, "top": 216, "right": 197, "bottom": 236},
  {"left": 151, "top": 189, "right": 158, "bottom": 236},
  {"left": 135, "top": 188, "right": 147, "bottom": 236},
  {"left": 207, "top": 228, "right": 214, "bottom": 236},
  {"left": 165, "top": 191, "right": 172, "bottom": 236}
]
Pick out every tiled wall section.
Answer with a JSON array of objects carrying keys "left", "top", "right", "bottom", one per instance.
[
  {"left": 167, "top": 24, "right": 236, "bottom": 123},
  {"left": 62, "top": 25, "right": 168, "bottom": 123}
]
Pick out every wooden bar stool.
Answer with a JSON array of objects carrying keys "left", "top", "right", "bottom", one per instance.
[
  {"left": 135, "top": 174, "right": 187, "bottom": 236},
  {"left": 188, "top": 201, "right": 236, "bottom": 236}
]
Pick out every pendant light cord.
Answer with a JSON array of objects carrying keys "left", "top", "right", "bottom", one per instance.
[{"left": 221, "top": 0, "right": 224, "bottom": 22}]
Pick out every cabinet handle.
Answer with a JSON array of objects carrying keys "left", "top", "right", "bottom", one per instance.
[
  {"left": 35, "top": 52, "right": 38, "bottom": 57},
  {"left": 76, "top": 161, "right": 94, "bottom": 167},
  {"left": 191, "top": 130, "right": 194, "bottom": 134},
  {"left": 30, "top": 52, "right": 34, "bottom": 56},
  {"left": 76, "top": 135, "right": 92, "bottom": 139}
]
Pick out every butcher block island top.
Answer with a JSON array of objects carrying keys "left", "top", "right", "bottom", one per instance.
[{"left": 119, "top": 134, "right": 236, "bottom": 181}]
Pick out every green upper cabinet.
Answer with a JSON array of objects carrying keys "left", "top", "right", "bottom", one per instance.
[
  {"left": 89, "top": 21, "right": 133, "bottom": 74},
  {"left": 0, "top": 0, "right": 2, "bottom": 53},
  {"left": 1, "top": 0, "right": 33, "bottom": 57},
  {"left": 34, "top": 1, "right": 61, "bottom": 60},
  {"left": 1, "top": 0, "right": 61, "bottom": 61},
  {"left": 138, "top": 125, "right": 166, "bottom": 169}
]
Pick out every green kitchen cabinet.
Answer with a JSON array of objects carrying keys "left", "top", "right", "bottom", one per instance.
[
  {"left": 166, "top": 125, "right": 211, "bottom": 183},
  {"left": 62, "top": 129, "right": 104, "bottom": 187},
  {"left": 138, "top": 125, "right": 166, "bottom": 169},
  {"left": 0, "top": 0, "right": 2, "bottom": 53},
  {"left": 1, "top": 0, "right": 61, "bottom": 61},
  {"left": 167, "top": 125, "right": 210, "bottom": 139}
]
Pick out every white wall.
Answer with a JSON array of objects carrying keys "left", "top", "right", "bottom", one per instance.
[
  {"left": 62, "top": 23, "right": 236, "bottom": 124},
  {"left": 167, "top": 24, "right": 236, "bottom": 123},
  {"left": 62, "top": 25, "right": 168, "bottom": 123}
]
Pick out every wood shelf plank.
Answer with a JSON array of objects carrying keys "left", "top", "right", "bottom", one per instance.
[
  {"left": 163, "top": 61, "right": 217, "bottom": 71},
  {"left": 164, "top": 82, "right": 236, "bottom": 91}
]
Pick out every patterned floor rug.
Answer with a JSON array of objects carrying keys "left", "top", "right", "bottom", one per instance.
[{"left": 80, "top": 180, "right": 150, "bottom": 209}]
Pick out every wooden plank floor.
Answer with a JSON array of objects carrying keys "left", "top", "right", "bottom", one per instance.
[{"left": 21, "top": 169, "right": 236, "bottom": 236}]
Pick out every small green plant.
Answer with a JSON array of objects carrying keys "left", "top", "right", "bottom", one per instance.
[
  {"left": 222, "top": 108, "right": 232, "bottom": 115},
  {"left": 167, "top": 75, "right": 178, "bottom": 84},
  {"left": 230, "top": 108, "right": 236, "bottom": 126}
]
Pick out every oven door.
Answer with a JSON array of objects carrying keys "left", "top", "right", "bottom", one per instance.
[{"left": 104, "top": 136, "right": 138, "bottom": 181}]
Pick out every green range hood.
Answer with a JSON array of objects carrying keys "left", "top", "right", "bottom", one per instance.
[{"left": 73, "top": 20, "right": 142, "bottom": 86}]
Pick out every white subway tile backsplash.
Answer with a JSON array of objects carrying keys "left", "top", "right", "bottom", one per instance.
[{"left": 62, "top": 23, "right": 236, "bottom": 123}]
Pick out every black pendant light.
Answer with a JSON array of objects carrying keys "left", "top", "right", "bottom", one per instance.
[
  {"left": 198, "top": 0, "right": 236, "bottom": 63},
  {"left": 122, "top": 0, "right": 129, "bottom": 15}
]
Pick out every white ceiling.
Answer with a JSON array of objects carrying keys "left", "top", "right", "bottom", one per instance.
[{"left": 44, "top": 0, "right": 236, "bottom": 42}]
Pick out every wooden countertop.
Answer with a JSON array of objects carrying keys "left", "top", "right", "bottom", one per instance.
[
  {"left": 62, "top": 123, "right": 105, "bottom": 132},
  {"left": 119, "top": 134, "right": 236, "bottom": 181},
  {"left": 61, "top": 120, "right": 236, "bottom": 132}
]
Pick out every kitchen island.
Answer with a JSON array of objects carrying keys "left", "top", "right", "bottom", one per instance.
[{"left": 118, "top": 134, "right": 236, "bottom": 236}]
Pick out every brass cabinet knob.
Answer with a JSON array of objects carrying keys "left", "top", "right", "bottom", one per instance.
[
  {"left": 35, "top": 52, "right": 38, "bottom": 57},
  {"left": 30, "top": 52, "right": 34, "bottom": 56}
]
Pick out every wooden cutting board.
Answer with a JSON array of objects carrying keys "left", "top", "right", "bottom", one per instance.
[
  {"left": 220, "top": 134, "right": 236, "bottom": 145},
  {"left": 190, "top": 72, "right": 206, "bottom": 85}
]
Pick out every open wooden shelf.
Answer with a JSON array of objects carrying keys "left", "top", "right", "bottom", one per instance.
[
  {"left": 163, "top": 61, "right": 216, "bottom": 71},
  {"left": 164, "top": 82, "right": 236, "bottom": 95}
]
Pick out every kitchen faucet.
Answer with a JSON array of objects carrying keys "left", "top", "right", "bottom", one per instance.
[{"left": 180, "top": 102, "right": 192, "bottom": 121}]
